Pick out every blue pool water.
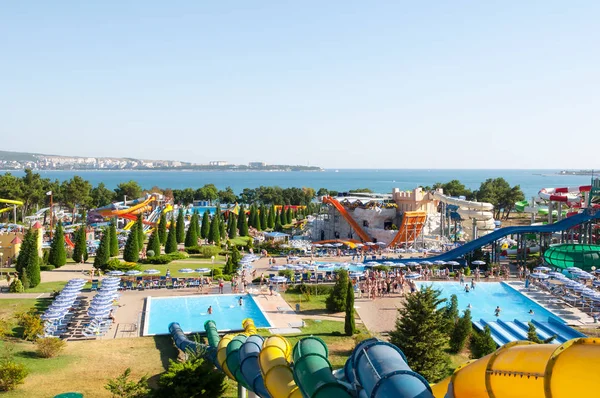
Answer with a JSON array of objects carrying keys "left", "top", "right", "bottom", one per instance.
[
  {"left": 144, "top": 294, "right": 271, "bottom": 335},
  {"left": 415, "top": 282, "right": 564, "bottom": 323}
]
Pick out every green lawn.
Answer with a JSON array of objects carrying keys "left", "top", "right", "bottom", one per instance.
[
  {"left": 0, "top": 298, "right": 51, "bottom": 338},
  {"left": 228, "top": 236, "right": 252, "bottom": 247},
  {"left": 137, "top": 262, "right": 225, "bottom": 276},
  {"left": 282, "top": 292, "right": 330, "bottom": 313}
]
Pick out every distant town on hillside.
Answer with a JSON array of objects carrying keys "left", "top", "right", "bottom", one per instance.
[{"left": 0, "top": 150, "right": 323, "bottom": 172}]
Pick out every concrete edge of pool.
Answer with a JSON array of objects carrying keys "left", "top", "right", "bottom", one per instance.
[{"left": 142, "top": 293, "right": 273, "bottom": 337}]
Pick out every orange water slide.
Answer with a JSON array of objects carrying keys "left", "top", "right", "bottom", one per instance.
[
  {"left": 387, "top": 211, "right": 427, "bottom": 247},
  {"left": 119, "top": 213, "right": 156, "bottom": 225},
  {"left": 321, "top": 196, "right": 371, "bottom": 242},
  {"left": 98, "top": 197, "right": 155, "bottom": 217},
  {"left": 65, "top": 235, "right": 75, "bottom": 248}
]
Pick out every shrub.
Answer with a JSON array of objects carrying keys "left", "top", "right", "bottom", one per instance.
[
  {"left": 211, "top": 268, "right": 222, "bottom": 277},
  {"left": 220, "top": 274, "right": 232, "bottom": 282},
  {"left": 463, "top": 267, "right": 472, "bottom": 276},
  {"left": 287, "top": 283, "right": 334, "bottom": 296},
  {"left": 40, "top": 265, "right": 55, "bottom": 271},
  {"left": 527, "top": 322, "right": 556, "bottom": 344},
  {"left": 470, "top": 326, "right": 497, "bottom": 359},
  {"left": 154, "top": 357, "right": 226, "bottom": 398},
  {"left": 0, "top": 318, "right": 10, "bottom": 338},
  {"left": 106, "top": 260, "right": 142, "bottom": 272},
  {"left": 42, "top": 250, "right": 50, "bottom": 265},
  {"left": 104, "top": 368, "right": 149, "bottom": 398},
  {"left": 0, "top": 361, "right": 28, "bottom": 391},
  {"left": 278, "top": 269, "right": 294, "bottom": 280},
  {"left": 146, "top": 250, "right": 155, "bottom": 258},
  {"left": 36, "top": 337, "right": 66, "bottom": 358},
  {"left": 352, "top": 332, "right": 372, "bottom": 346},
  {"left": 140, "top": 255, "right": 172, "bottom": 265},
  {"left": 344, "top": 281, "right": 356, "bottom": 336},
  {"left": 166, "top": 251, "right": 188, "bottom": 260},
  {"left": 326, "top": 269, "right": 349, "bottom": 312},
  {"left": 186, "top": 245, "right": 222, "bottom": 258},
  {"left": 16, "top": 312, "right": 44, "bottom": 341},
  {"left": 9, "top": 279, "right": 24, "bottom": 293},
  {"left": 449, "top": 309, "right": 472, "bottom": 353}
]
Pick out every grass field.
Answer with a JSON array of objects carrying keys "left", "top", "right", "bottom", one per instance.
[
  {"left": 137, "top": 262, "right": 225, "bottom": 277},
  {"left": 282, "top": 292, "right": 330, "bottom": 313}
]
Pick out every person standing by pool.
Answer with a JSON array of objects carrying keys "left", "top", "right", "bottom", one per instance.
[
  {"left": 471, "top": 279, "right": 476, "bottom": 290},
  {"left": 495, "top": 306, "right": 501, "bottom": 317}
]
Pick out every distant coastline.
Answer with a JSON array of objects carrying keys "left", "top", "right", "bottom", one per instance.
[{"left": 558, "top": 170, "right": 597, "bottom": 176}]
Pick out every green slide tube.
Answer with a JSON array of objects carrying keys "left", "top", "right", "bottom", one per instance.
[
  {"left": 292, "top": 337, "right": 352, "bottom": 398},
  {"left": 226, "top": 334, "right": 251, "bottom": 390},
  {"left": 204, "top": 320, "right": 221, "bottom": 366}
]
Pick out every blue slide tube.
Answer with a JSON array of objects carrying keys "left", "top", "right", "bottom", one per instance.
[{"left": 239, "top": 335, "right": 271, "bottom": 398}]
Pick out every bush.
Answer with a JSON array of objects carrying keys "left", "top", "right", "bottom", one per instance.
[
  {"left": 9, "top": 279, "right": 24, "bottom": 293},
  {"left": 104, "top": 368, "right": 149, "bottom": 398},
  {"left": 106, "top": 258, "right": 123, "bottom": 269},
  {"left": 155, "top": 356, "right": 226, "bottom": 398},
  {"left": 36, "top": 337, "right": 66, "bottom": 358},
  {"left": 211, "top": 268, "right": 222, "bottom": 277},
  {"left": 463, "top": 267, "right": 472, "bottom": 276},
  {"left": 0, "top": 361, "right": 28, "bottom": 391},
  {"left": 352, "top": 332, "right": 372, "bottom": 346},
  {"left": 220, "top": 274, "right": 232, "bottom": 281},
  {"left": 278, "top": 269, "right": 294, "bottom": 280},
  {"left": 167, "top": 251, "right": 188, "bottom": 260},
  {"left": 140, "top": 255, "right": 172, "bottom": 265},
  {"left": 287, "top": 283, "right": 334, "bottom": 296},
  {"left": 16, "top": 312, "right": 44, "bottom": 341},
  {"left": 106, "top": 259, "right": 142, "bottom": 272},
  {"left": 373, "top": 265, "right": 391, "bottom": 272},
  {"left": 146, "top": 250, "right": 155, "bottom": 258},
  {"left": 0, "top": 318, "right": 10, "bottom": 338},
  {"left": 40, "top": 264, "right": 55, "bottom": 271},
  {"left": 449, "top": 309, "right": 472, "bottom": 353},
  {"left": 185, "top": 245, "right": 221, "bottom": 258},
  {"left": 326, "top": 269, "right": 349, "bottom": 312},
  {"left": 470, "top": 326, "right": 497, "bottom": 359},
  {"left": 42, "top": 250, "right": 50, "bottom": 265}
]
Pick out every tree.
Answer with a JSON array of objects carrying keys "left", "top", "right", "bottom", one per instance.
[
  {"left": 268, "top": 204, "right": 276, "bottom": 228},
  {"left": 114, "top": 181, "right": 142, "bottom": 200},
  {"left": 22, "top": 230, "right": 41, "bottom": 288},
  {"left": 286, "top": 207, "right": 293, "bottom": 224},
  {"left": 474, "top": 178, "right": 525, "bottom": 220},
  {"left": 90, "top": 182, "right": 115, "bottom": 208},
  {"left": 154, "top": 356, "right": 226, "bottom": 398},
  {"left": 344, "top": 281, "right": 355, "bottom": 336},
  {"left": 48, "top": 221, "right": 67, "bottom": 268},
  {"left": 72, "top": 227, "right": 88, "bottom": 263},
  {"left": 470, "top": 326, "right": 497, "bottom": 359},
  {"left": 248, "top": 205, "right": 257, "bottom": 229},
  {"left": 175, "top": 209, "right": 185, "bottom": 244},
  {"left": 135, "top": 215, "right": 145, "bottom": 251},
  {"left": 200, "top": 211, "right": 210, "bottom": 239},
  {"left": 147, "top": 228, "right": 161, "bottom": 256},
  {"left": 255, "top": 206, "right": 262, "bottom": 231},
  {"left": 228, "top": 214, "right": 237, "bottom": 239},
  {"left": 94, "top": 229, "right": 111, "bottom": 268},
  {"left": 60, "top": 176, "right": 92, "bottom": 219},
  {"left": 274, "top": 211, "right": 283, "bottom": 232},
  {"left": 184, "top": 213, "right": 199, "bottom": 248},
  {"left": 449, "top": 309, "right": 472, "bottom": 353},
  {"left": 158, "top": 212, "right": 168, "bottom": 245},
  {"left": 104, "top": 368, "right": 150, "bottom": 398},
  {"left": 109, "top": 223, "right": 119, "bottom": 257},
  {"left": 326, "top": 269, "right": 349, "bottom": 312},
  {"left": 223, "top": 257, "right": 235, "bottom": 275},
  {"left": 217, "top": 186, "right": 237, "bottom": 204},
  {"left": 238, "top": 205, "right": 249, "bottom": 237},
  {"left": 259, "top": 205, "right": 267, "bottom": 231},
  {"left": 194, "top": 184, "right": 219, "bottom": 203},
  {"left": 389, "top": 286, "right": 450, "bottom": 382},
  {"left": 443, "top": 294, "right": 459, "bottom": 331},
  {"left": 437, "top": 180, "right": 473, "bottom": 199},
  {"left": 208, "top": 216, "right": 220, "bottom": 245},
  {"left": 123, "top": 229, "right": 139, "bottom": 263},
  {"left": 219, "top": 216, "right": 226, "bottom": 241},
  {"left": 280, "top": 208, "right": 288, "bottom": 225},
  {"left": 165, "top": 226, "right": 178, "bottom": 254},
  {"left": 527, "top": 322, "right": 556, "bottom": 344},
  {"left": 16, "top": 229, "right": 33, "bottom": 281}
]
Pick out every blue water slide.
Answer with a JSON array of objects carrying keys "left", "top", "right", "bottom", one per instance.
[
  {"left": 239, "top": 335, "right": 271, "bottom": 398},
  {"left": 168, "top": 322, "right": 215, "bottom": 358},
  {"left": 545, "top": 317, "right": 586, "bottom": 340},
  {"left": 496, "top": 319, "right": 529, "bottom": 340},
  {"left": 344, "top": 338, "right": 433, "bottom": 398},
  {"left": 479, "top": 320, "right": 515, "bottom": 345},
  {"left": 385, "top": 210, "right": 600, "bottom": 263}
]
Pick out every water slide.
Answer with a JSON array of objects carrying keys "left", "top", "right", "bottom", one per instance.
[
  {"left": 0, "top": 198, "right": 24, "bottom": 214},
  {"left": 391, "top": 209, "right": 600, "bottom": 263},
  {"left": 539, "top": 185, "right": 591, "bottom": 204},
  {"left": 64, "top": 235, "right": 75, "bottom": 248},
  {"left": 322, "top": 196, "right": 372, "bottom": 242},
  {"left": 433, "top": 191, "right": 495, "bottom": 237},
  {"left": 431, "top": 338, "right": 600, "bottom": 398},
  {"left": 387, "top": 211, "right": 427, "bottom": 247},
  {"left": 97, "top": 196, "right": 155, "bottom": 217}
]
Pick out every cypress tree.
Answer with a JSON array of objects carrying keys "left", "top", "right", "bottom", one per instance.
[
  {"left": 48, "top": 221, "right": 67, "bottom": 268},
  {"left": 228, "top": 214, "right": 237, "bottom": 239},
  {"left": 191, "top": 210, "right": 200, "bottom": 237},
  {"left": 123, "top": 228, "right": 139, "bottom": 263},
  {"left": 249, "top": 205, "right": 257, "bottom": 229},
  {"left": 275, "top": 211, "right": 283, "bottom": 231},
  {"left": 158, "top": 212, "right": 168, "bottom": 245},
  {"left": 255, "top": 206, "right": 262, "bottom": 231},
  {"left": 326, "top": 269, "right": 349, "bottom": 312},
  {"left": 389, "top": 286, "right": 450, "bottom": 382},
  {"left": 280, "top": 208, "right": 288, "bottom": 225},
  {"left": 449, "top": 309, "right": 473, "bottom": 353},
  {"left": 527, "top": 322, "right": 556, "bottom": 344},
  {"left": 259, "top": 205, "right": 267, "bottom": 231},
  {"left": 238, "top": 205, "right": 249, "bottom": 236},
  {"left": 176, "top": 209, "right": 185, "bottom": 243},
  {"left": 165, "top": 226, "right": 178, "bottom": 254},
  {"left": 344, "top": 280, "right": 355, "bottom": 336},
  {"left": 147, "top": 227, "right": 161, "bottom": 256},
  {"left": 184, "top": 213, "right": 198, "bottom": 247},
  {"left": 109, "top": 223, "right": 119, "bottom": 257},
  {"left": 94, "top": 229, "right": 112, "bottom": 268},
  {"left": 25, "top": 230, "right": 41, "bottom": 288},
  {"left": 223, "top": 257, "right": 234, "bottom": 275},
  {"left": 231, "top": 244, "right": 241, "bottom": 265},
  {"left": 135, "top": 214, "right": 145, "bottom": 250},
  {"left": 201, "top": 211, "right": 210, "bottom": 239},
  {"left": 73, "top": 227, "right": 88, "bottom": 263},
  {"left": 219, "top": 217, "right": 226, "bottom": 241},
  {"left": 268, "top": 204, "right": 276, "bottom": 228},
  {"left": 208, "top": 215, "right": 220, "bottom": 245},
  {"left": 286, "top": 208, "right": 293, "bottom": 224},
  {"left": 16, "top": 229, "right": 33, "bottom": 280}
]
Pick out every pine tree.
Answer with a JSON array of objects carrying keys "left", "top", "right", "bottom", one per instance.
[
  {"left": 249, "top": 205, "right": 257, "bottom": 229},
  {"left": 25, "top": 230, "right": 40, "bottom": 288},
  {"left": 470, "top": 326, "right": 497, "bottom": 359},
  {"left": 326, "top": 269, "right": 349, "bottom": 312},
  {"left": 259, "top": 205, "right": 267, "bottom": 231},
  {"left": 279, "top": 208, "right": 287, "bottom": 225},
  {"left": 449, "top": 309, "right": 472, "bottom": 353},
  {"left": 389, "top": 286, "right": 450, "bottom": 382},
  {"left": 443, "top": 294, "right": 460, "bottom": 332},
  {"left": 219, "top": 217, "right": 226, "bottom": 241},
  {"left": 344, "top": 280, "right": 355, "bottom": 336},
  {"left": 48, "top": 221, "right": 67, "bottom": 268},
  {"left": 72, "top": 227, "right": 88, "bottom": 263},
  {"left": 176, "top": 209, "right": 185, "bottom": 244},
  {"left": 147, "top": 228, "right": 161, "bottom": 256},
  {"left": 286, "top": 208, "right": 293, "bottom": 224},
  {"left": 223, "top": 257, "right": 235, "bottom": 275},
  {"left": 184, "top": 213, "right": 199, "bottom": 248},
  {"left": 16, "top": 229, "right": 33, "bottom": 280},
  {"left": 165, "top": 226, "right": 178, "bottom": 254},
  {"left": 200, "top": 211, "right": 210, "bottom": 239},
  {"left": 109, "top": 223, "right": 119, "bottom": 257},
  {"left": 123, "top": 228, "right": 139, "bottom": 263},
  {"left": 208, "top": 216, "right": 220, "bottom": 245},
  {"left": 268, "top": 205, "right": 276, "bottom": 228},
  {"left": 228, "top": 214, "right": 237, "bottom": 239},
  {"left": 255, "top": 206, "right": 262, "bottom": 231},
  {"left": 275, "top": 211, "right": 283, "bottom": 232},
  {"left": 527, "top": 322, "right": 556, "bottom": 344},
  {"left": 135, "top": 214, "right": 145, "bottom": 250},
  {"left": 192, "top": 210, "right": 200, "bottom": 237},
  {"left": 231, "top": 244, "right": 241, "bottom": 266},
  {"left": 238, "top": 205, "right": 249, "bottom": 236},
  {"left": 158, "top": 212, "right": 168, "bottom": 245},
  {"left": 94, "top": 229, "right": 111, "bottom": 268}
]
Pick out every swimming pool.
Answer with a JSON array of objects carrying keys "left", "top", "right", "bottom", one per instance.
[
  {"left": 144, "top": 294, "right": 271, "bottom": 336},
  {"left": 415, "top": 282, "right": 564, "bottom": 323}
]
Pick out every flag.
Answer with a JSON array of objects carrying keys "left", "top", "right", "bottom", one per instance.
[{"left": 46, "top": 191, "right": 52, "bottom": 195}]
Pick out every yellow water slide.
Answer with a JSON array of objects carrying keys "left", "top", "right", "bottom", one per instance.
[
  {"left": 431, "top": 338, "right": 600, "bottom": 398},
  {"left": 259, "top": 335, "right": 302, "bottom": 398},
  {"left": 99, "top": 197, "right": 155, "bottom": 216},
  {"left": 0, "top": 198, "right": 24, "bottom": 214},
  {"left": 216, "top": 319, "right": 259, "bottom": 380}
]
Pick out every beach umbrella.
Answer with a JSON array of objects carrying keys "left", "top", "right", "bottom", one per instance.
[
  {"left": 144, "top": 269, "right": 160, "bottom": 275},
  {"left": 195, "top": 268, "right": 211, "bottom": 273},
  {"left": 366, "top": 261, "right": 379, "bottom": 266},
  {"left": 313, "top": 244, "right": 323, "bottom": 247},
  {"left": 323, "top": 243, "right": 334, "bottom": 248},
  {"left": 530, "top": 272, "right": 549, "bottom": 279},
  {"left": 446, "top": 261, "right": 460, "bottom": 266},
  {"left": 354, "top": 243, "right": 364, "bottom": 248},
  {"left": 376, "top": 242, "right": 386, "bottom": 247},
  {"left": 548, "top": 272, "right": 565, "bottom": 278},
  {"left": 405, "top": 273, "right": 422, "bottom": 279},
  {"left": 434, "top": 260, "right": 446, "bottom": 265},
  {"left": 289, "top": 256, "right": 300, "bottom": 260},
  {"left": 567, "top": 267, "right": 582, "bottom": 273},
  {"left": 593, "top": 280, "right": 600, "bottom": 287},
  {"left": 383, "top": 261, "right": 395, "bottom": 266},
  {"left": 575, "top": 272, "right": 594, "bottom": 280},
  {"left": 397, "top": 248, "right": 406, "bottom": 253},
  {"left": 333, "top": 243, "right": 343, "bottom": 247},
  {"left": 350, "top": 272, "right": 363, "bottom": 278},
  {"left": 125, "top": 270, "right": 141, "bottom": 276},
  {"left": 534, "top": 266, "right": 551, "bottom": 272},
  {"left": 270, "top": 276, "right": 288, "bottom": 283},
  {"left": 420, "top": 260, "right": 433, "bottom": 266},
  {"left": 179, "top": 268, "right": 194, "bottom": 273},
  {"left": 107, "top": 270, "right": 124, "bottom": 276},
  {"left": 270, "top": 265, "right": 286, "bottom": 271},
  {"left": 406, "top": 261, "right": 420, "bottom": 267},
  {"left": 472, "top": 260, "right": 486, "bottom": 265}
]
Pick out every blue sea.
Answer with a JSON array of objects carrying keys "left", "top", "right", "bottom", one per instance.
[{"left": 4, "top": 169, "right": 594, "bottom": 200}]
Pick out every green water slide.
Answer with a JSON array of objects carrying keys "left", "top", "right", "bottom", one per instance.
[
  {"left": 544, "top": 244, "right": 600, "bottom": 271},
  {"left": 226, "top": 335, "right": 251, "bottom": 390},
  {"left": 292, "top": 337, "right": 352, "bottom": 398}
]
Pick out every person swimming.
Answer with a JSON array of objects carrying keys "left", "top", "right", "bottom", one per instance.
[
  {"left": 494, "top": 306, "right": 501, "bottom": 317},
  {"left": 238, "top": 297, "right": 243, "bottom": 306},
  {"left": 465, "top": 284, "right": 470, "bottom": 292},
  {"left": 207, "top": 306, "right": 213, "bottom": 315},
  {"left": 467, "top": 303, "right": 472, "bottom": 308},
  {"left": 529, "top": 309, "right": 534, "bottom": 315}
]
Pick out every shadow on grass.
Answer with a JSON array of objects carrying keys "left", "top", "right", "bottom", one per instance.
[
  {"left": 14, "top": 350, "right": 40, "bottom": 359},
  {"left": 153, "top": 335, "right": 178, "bottom": 369}
]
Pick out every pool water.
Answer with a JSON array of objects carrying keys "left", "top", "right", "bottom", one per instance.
[
  {"left": 415, "top": 282, "right": 564, "bottom": 323},
  {"left": 144, "top": 294, "right": 271, "bottom": 335}
]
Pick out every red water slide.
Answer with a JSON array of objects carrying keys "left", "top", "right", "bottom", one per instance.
[{"left": 321, "top": 196, "right": 371, "bottom": 242}]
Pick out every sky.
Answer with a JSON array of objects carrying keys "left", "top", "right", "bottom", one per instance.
[{"left": 1, "top": 1, "right": 599, "bottom": 169}]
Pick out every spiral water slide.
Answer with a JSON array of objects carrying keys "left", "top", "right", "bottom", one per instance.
[
  {"left": 96, "top": 196, "right": 155, "bottom": 217},
  {"left": 0, "top": 198, "right": 23, "bottom": 214},
  {"left": 539, "top": 185, "right": 591, "bottom": 204},
  {"left": 433, "top": 191, "right": 495, "bottom": 236},
  {"left": 321, "top": 196, "right": 372, "bottom": 242}
]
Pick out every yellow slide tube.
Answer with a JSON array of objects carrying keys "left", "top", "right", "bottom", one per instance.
[
  {"left": 259, "top": 335, "right": 301, "bottom": 398},
  {"left": 217, "top": 319, "right": 260, "bottom": 381},
  {"left": 431, "top": 338, "right": 600, "bottom": 398},
  {"left": 100, "top": 197, "right": 155, "bottom": 216},
  {"left": 0, "top": 198, "right": 24, "bottom": 206},
  {"left": 242, "top": 318, "right": 257, "bottom": 335}
]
